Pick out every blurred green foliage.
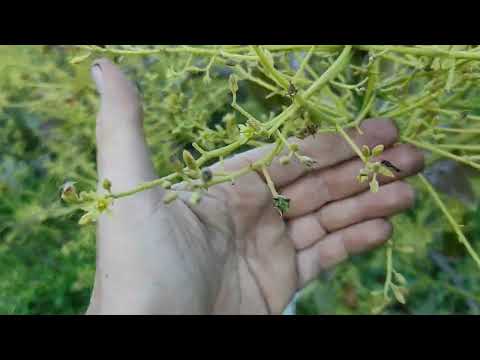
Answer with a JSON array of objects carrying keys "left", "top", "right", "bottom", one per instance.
[{"left": 0, "top": 45, "right": 479, "bottom": 314}]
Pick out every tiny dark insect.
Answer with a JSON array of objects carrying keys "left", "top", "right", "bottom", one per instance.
[
  {"left": 297, "top": 123, "right": 318, "bottom": 139},
  {"left": 201, "top": 168, "right": 213, "bottom": 183},
  {"left": 381, "top": 160, "right": 401, "bottom": 173},
  {"left": 287, "top": 81, "right": 298, "bottom": 98}
]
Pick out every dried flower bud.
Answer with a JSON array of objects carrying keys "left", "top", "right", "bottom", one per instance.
[
  {"left": 298, "top": 155, "right": 316, "bottom": 168},
  {"left": 61, "top": 181, "right": 79, "bottom": 204}
]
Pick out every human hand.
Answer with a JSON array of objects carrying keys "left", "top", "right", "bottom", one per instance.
[{"left": 86, "top": 58, "right": 424, "bottom": 315}]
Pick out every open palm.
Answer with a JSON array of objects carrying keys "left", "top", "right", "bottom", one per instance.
[{"left": 86, "top": 59, "right": 424, "bottom": 315}]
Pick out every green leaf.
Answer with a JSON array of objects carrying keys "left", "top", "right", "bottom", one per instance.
[{"left": 273, "top": 195, "right": 290, "bottom": 216}]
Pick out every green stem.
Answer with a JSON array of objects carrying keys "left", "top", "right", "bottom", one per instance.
[
  {"left": 402, "top": 137, "right": 480, "bottom": 171},
  {"left": 303, "top": 46, "right": 353, "bottom": 99},
  {"left": 336, "top": 124, "right": 366, "bottom": 162},
  {"left": 252, "top": 46, "right": 290, "bottom": 90},
  {"left": 418, "top": 174, "right": 480, "bottom": 269},
  {"left": 384, "top": 240, "right": 394, "bottom": 299},
  {"left": 262, "top": 166, "right": 279, "bottom": 197},
  {"left": 380, "top": 90, "right": 442, "bottom": 118},
  {"left": 77, "top": 45, "right": 256, "bottom": 61},
  {"left": 356, "top": 45, "right": 480, "bottom": 61},
  {"left": 293, "top": 46, "right": 316, "bottom": 81},
  {"left": 435, "top": 127, "right": 480, "bottom": 134}
]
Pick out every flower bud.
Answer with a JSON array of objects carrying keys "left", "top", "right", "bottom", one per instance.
[
  {"left": 229, "top": 74, "right": 239, "bottom": 94},
  {"left": 393, "top": 272, "right": 407, "bottom": 286},
  {"left": 78, "top": 212, "right": 95, "bottom": 226},
  {"left": 279, "top": 156, "right": 291, "bottom": 165},
  {"left": 223, "top": 113, "right": 238, "bottom": 138},
  {"left": 361, "top": 145, "right": 371, "bottom": 158},
  {"left": 372, "top": 144, "right": 384, "bottom": 157},
  {"left": 96, "top": 197, "right": 111, "bottom": 212},
  {"left": 161, "top": 180, "right": 172, "bottom": 190},
  {"left": 356, "top": 173, "right": 369, "bottom": 184},
  {"left": 246, "top": 119, "right": 263, "bottom": 132},
  {"left": 102, "top": 179, "right": 112, "bottom": 192},
  {"left": 183, "top": 150, "right": 199, "bottom": 171},
  {"left": 369, "top": 176, "right": 379, "bottom": 193},
  {"left": 391, "top": 285, "right": 406, "bottom": 304},
  {"left": 298, "top": 155, "right": 316, "bottom": 168},
  {"left": 189, "top": 192, "right": 202, "bottom": 205},
  {"left": 163, "top": 191, "right": 178, "bottom": 205},
  {"left": 289, "top": 144, "right": 299, "bottom": 152}
]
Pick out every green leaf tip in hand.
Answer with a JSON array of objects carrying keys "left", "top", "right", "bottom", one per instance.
[{"left": 273, "top": 195, "right": 290, "bottom": 216}]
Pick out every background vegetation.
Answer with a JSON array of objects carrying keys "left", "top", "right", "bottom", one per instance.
[{"left": 1, "top": 45, "right": 480, "bottom": 314}]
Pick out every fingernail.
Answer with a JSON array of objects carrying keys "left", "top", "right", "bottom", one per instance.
[{"left": 91, "top": 63, "right": 104, "bottom": 94}]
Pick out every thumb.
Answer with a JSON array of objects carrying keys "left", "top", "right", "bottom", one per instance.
[{"left": 91, "top": 58, "right": 158, "bottom": 197}]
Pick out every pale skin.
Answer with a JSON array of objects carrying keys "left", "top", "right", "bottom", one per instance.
[{"left": 86, "top": 58, "right": 425, "bottom": 315}]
